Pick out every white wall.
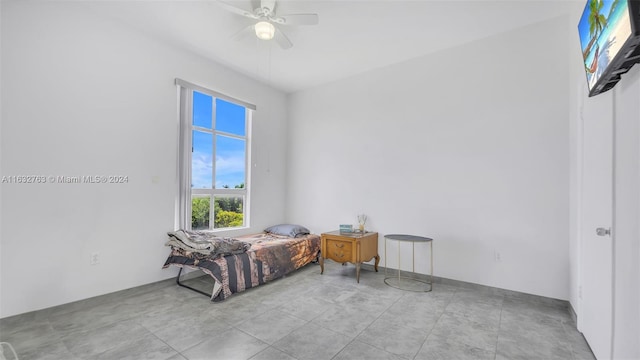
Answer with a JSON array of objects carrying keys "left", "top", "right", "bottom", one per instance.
[
  {"left": 0, "top": 0, "right": 4, "bottom": 320},
  {"left": 567, "top": 0, "right": 584, "bottom": 315},
  {"left": 612, "top": 65, "right": 640, "bottom": 359},
  {"left": 0, "top": 1, "right": 289, "bottom": 318},
  {"left": 287, "top": 16, "right": 571, "bottom": 300}
]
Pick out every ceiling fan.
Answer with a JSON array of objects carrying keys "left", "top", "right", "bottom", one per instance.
[{"left": 218, "top": 0, "right": 319, "bottom": 49}]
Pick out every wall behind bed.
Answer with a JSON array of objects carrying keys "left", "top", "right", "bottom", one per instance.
[
  {"left": 0, "top": 2, "right": 288, "bottom": 318},
  {"left": 286, "top": 15, "right": 571, "bottom": 300}
]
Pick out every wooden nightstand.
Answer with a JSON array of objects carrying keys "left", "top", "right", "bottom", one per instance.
[{"left": 319, "top": 231, "right": 380, "bottom": 283}]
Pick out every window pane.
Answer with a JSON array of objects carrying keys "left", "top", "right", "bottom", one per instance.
[
  {"left": 214, "top": 196, "right": 244, "bottom": 229},
  {"left": 192, "top": 130, "right": 213, "bottom": 189},
  {"left": 215, "top": 135, "right": 246, "bottom": 189},
  {"left": 192, "top": 195, "right": 211, "bottom": 230},
  {"left": 193, "top": 91, "right": 212, "bottom": 129},
  {"left": 216, "top": 98, "right": 245, "bottom": 136}
]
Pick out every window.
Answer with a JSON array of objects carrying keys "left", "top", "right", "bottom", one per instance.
[{"left": 176, "top": 79, "right": 254, "bottom": 231}]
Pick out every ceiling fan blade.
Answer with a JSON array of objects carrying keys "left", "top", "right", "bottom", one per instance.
[
  {"left": 217, "top": 1, "right": 258, "bottom": 19},
  {"left": 231, "top": 25, "right": 255, "bottom": 42},
  {"left": 272, "top": 13, "right": 319, "bottom": 26},
  {"left": 273, "top": 27, "right": 293, "bottom": 49}
]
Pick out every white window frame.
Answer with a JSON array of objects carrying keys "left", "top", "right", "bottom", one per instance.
[{"left": 176, "top": 79, "right": 254, "bottom": 231}]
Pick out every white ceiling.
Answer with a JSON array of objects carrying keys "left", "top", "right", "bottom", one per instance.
[{"left": 88, "top": 0, "right": 577, "bottom": 93}]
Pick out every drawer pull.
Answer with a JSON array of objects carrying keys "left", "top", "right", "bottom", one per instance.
[
  {"left": 333, "top": 251, "right": 344, "bottom": 258},
  {"left": 334, "top": 243, "right": 344, "bottom": 248}
]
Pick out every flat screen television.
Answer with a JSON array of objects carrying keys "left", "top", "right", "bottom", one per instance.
[{"left": 578, "top": 0, "right": 640, "bottom": 96}]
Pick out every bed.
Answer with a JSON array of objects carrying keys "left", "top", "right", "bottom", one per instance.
[{"left": 162, "top": 225, "right": 321, "bottom": 301}]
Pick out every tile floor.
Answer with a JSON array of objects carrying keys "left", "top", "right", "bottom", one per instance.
[{"left": 0, "top": 261, "right": 596, "bottom": 360}]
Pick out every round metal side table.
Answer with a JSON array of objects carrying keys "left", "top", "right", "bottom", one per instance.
[{"left": 384, "top": 234, "right": 433, "bottom": 292}]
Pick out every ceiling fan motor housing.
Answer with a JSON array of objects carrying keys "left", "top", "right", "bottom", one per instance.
[{"left": 256, "top": 0, "right": 276, "bottom": 17}]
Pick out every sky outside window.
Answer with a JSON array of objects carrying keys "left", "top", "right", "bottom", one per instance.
[
  {"left": 191, "top": 92, "right": 246, "bottom": 189},
  {"left": 216, "top": 135, "right": 246, "bottom": 188},
  {"left": 216, "top": 98, "right": 245, "bottom": 136},
  {"left": 193, "top": 91, "right": 212, "bottom": 128},
  {"left": 192, "top": 130, "right": 213, "bottom": 188}
]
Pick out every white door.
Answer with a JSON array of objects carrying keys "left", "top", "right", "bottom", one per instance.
[{"left": 579, "top": 87, "right": 614, "bottom": 359}]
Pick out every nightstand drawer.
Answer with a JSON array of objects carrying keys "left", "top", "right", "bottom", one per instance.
[{"left": 327, "top": 240, "right": 352, "bottom": 261}]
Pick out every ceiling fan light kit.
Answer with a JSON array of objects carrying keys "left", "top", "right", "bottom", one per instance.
[{"left": 255, "top": 21, "right": 275, "bottom": 40}]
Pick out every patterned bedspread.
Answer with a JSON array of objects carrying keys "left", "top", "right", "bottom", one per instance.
[{"left": 163, "top": 233, "right": 321, "bottom": 301}]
